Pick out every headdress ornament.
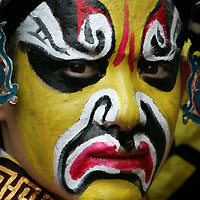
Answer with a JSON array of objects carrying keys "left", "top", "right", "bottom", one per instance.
[
  {"left": 173, "top": 0, "right": 200, "bottom": 124},
  {"left": 0, "top": 0, "right": 43, "bottom": 105}
]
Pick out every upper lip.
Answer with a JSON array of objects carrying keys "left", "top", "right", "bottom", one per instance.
[{"left": 90, "top": 145, "right": 149, "bottom": 159}]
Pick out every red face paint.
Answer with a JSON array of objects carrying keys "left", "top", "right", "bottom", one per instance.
[
  {"left": 143, "top": 1, "right": 168, "bottom": 47},
  {"left": 128, "top": 32, "right": 135, "bottom": 72},
  {"left": 113, "top": 0, "right": 130, "bottom": 68},
  {"left": 75, "top": 0, "right": 111, "bottom": 37},
  {"left": 69, "top": 141, "right": 153, "bottom": 184},
  {"left": 113, "top": 1, "right": 135, "bottom": 73}
]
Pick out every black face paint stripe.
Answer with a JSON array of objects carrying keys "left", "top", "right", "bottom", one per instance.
[
  {"left": 137, "top": 54, "right": 180, "bottom": 92},
  {"left": 84, "top": 5, "right": 94, "bottom": 45},
  {"left": 26, "top": 43, "right": 108, "bottom": 93},
  {"left": 140, "top": 100, "right": 166, "bottom": 171},
  {"left": 91, "top": 96, "right": 112, "bottom": 123},
  {"left": 58, "top": 95, "right": 113, "bottom": 193}
]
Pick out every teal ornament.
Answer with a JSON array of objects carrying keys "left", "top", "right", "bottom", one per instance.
[
  {"left": 0, "top": 22, "right": 18, "bottom": 105},
  {"left": 182, "top": 45, "right": 200, "bottom": 125},
  {"left": 0, "top": 59, "right": 5, "bottom": 89}
]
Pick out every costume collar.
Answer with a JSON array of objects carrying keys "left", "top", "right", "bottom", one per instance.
[{"left": 0, "top": 149, "right": 55, "bottom": 199}]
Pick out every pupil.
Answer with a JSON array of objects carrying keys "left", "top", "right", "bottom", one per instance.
[
  {"left": 144, "top": 65, "right": 158, "bottom": 74},
  {"left": 70, "top": 64, "right": 85, "bottom": 73}
]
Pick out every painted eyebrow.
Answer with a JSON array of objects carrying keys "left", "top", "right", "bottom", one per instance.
[
  {"left": 25, "top": 43, "right": 109, "bottom": 93},
  {"left": 26, "top": 42, "right": 108, "bottom": 70},
  {"left": 28, "top": 16, "right": 69, "bottom": 55},
  {"left": 141, "top": 0, "right": 183, "bottom": 62}
]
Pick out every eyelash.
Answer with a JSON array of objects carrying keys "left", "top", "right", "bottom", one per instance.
[
  {"left": 138, "top": 62, "right": 169, "bottom": 79},
  {"left": 62, "top": 62, "right": 101, "bottom": 79},
  {"left": 136, "top": 54, "right": 180, "bottom": 92},
  {"left": 26, "top": 45, "right": 108, "bottom": 93}
]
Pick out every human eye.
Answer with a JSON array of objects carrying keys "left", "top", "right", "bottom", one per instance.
[
  {"left": 137, "top": 57, "right": 179, "bottom": 92},
  {"left": 26, "top": 45, "right": 107, "bottom": 93},
  {"left": 138, "top": 62, "right": 169, "bottom": 80},
  {"left": 63, "top": 61, "right": 100, "bottom": 79}
]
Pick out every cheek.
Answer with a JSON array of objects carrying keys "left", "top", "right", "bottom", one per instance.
[
  {"left": 160, "top": 73, "right": 181, "bottom": 136},
  {"left": 139, "top": 71, "right": 182, "bottom": 144},
  {"left": 15, "top": 50, "right": 92, "bottom": 182}
]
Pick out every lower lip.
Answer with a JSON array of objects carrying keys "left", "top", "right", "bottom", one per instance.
[{"left": 68, "top": 141, "right": 153, "bottom": 184}]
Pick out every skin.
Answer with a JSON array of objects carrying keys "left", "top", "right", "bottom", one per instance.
[{"left": 0, "top": 0, "right": 184, "bottom": 199}]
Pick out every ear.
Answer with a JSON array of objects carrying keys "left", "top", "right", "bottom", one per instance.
[{"left": 0, "top": 102, "right": 11, "bottom": 122}]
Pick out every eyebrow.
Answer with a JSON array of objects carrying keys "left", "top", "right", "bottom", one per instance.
[
  {"left": 28, "top": 16, "right": 70, "bottom": 55},
  {"left": 142, "top": 3, "right": 183, "bottom": 62}
]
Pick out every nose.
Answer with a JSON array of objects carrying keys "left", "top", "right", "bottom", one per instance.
[
  {"left": 103, "top": 124, "right": 137, "bottom": 152},
  {"left": 100, "top": 59, "right": 140, "bottom": 132}
]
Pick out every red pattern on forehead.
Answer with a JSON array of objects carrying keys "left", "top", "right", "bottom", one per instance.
[
  {"left": 128, "top": 32, "right": 135, "bottom": 72},
  {"left": 75, "top": 0, "right": 111, "bottom": 37},
  {"left": 113, "top": 0, "right": 135, "bottom": 72},
  {"left": 113, "top": 0, "right": 129, "bottom": 68},
  {"left": 143, "top": 1, "right": 168, "bottom": 46}
]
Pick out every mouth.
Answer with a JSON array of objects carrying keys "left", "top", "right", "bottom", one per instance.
[
  {"left": 63, "top": 134, "right": 155, "bottom": 192},
  {"left": 55, "top": 91, "right": 168, "bottom": 194},
  {"left": 70, "top": 141, "right": 152, "bottom": 179}
]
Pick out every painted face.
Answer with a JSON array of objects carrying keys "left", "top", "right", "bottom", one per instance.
[{"left": 9, "top": 0, "right": 183, "bottom": 199}]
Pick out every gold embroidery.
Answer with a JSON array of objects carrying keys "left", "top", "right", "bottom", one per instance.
[{"left": 0, "top": 165, "right": 54, "bottom": 199}]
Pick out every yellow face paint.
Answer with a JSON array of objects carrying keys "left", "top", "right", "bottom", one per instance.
[
  {"left": 79, "top": 180, "right": 142, "bottom": 200},
  {"left": 12, "top": 0, "right": 183, "bottom": 199}
]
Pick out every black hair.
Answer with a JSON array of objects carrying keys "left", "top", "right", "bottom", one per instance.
[
  {"left": 0, "top": 0, "right": 43, "bottom": 41},
  {"left": 173, "top": 0, "right": 200, "bottom": 50}
]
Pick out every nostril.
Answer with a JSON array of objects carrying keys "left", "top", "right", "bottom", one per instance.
[
  {"left": 100, "top": 123, "right": 135, "bottom": 152},
  {"left": 121, "top": 140, "right": 135, "bottom": 152},
  {"left": 118, "top": 133, "right": 135, "bottom": 152}
]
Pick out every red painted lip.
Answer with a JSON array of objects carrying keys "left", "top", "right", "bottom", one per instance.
[{"left": 69, "top": 141, "right": 153, "bottom": 184}]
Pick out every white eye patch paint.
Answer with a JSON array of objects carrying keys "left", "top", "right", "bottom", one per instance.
[
  {"left": 142, "top": 3, "right": 182, "bottom": 62},
  {"left": 16, "top": 2, "right": 113, "bottom": 60},
  {"left": 143, "top": 19, "right": 167, "bottom": 60},
  {"left": 78, "top": 13, "right": 112, "bottom": 55}
]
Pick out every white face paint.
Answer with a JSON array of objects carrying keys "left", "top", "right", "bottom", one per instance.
[
  {"left": 142, "top": 1, "right": 181, "bottom": 62},
  {"left": 54, "top": 90, "right": 170, "bottom": 193},
  {"left": 16, "top": 2, "right": 113, "bottom": 61},
  {"left": 135, "top": 92, "right": 170, "bottom": 173},
  {"left": 78, "top": 13, "right": 112, "bottom": 55}
]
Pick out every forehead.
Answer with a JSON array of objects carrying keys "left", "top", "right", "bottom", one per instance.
[
  {"left": 46, "top": 0, "right": 159, "bottom": 22},
  {"left": 99, "top": 0, "right": 159, "bottom": 55},
  {"left": 48, "top": 0, "right": 159, "bottom": 49},
  {"left": 17, "top": 0, "right": 160, "bottom": 57}
]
